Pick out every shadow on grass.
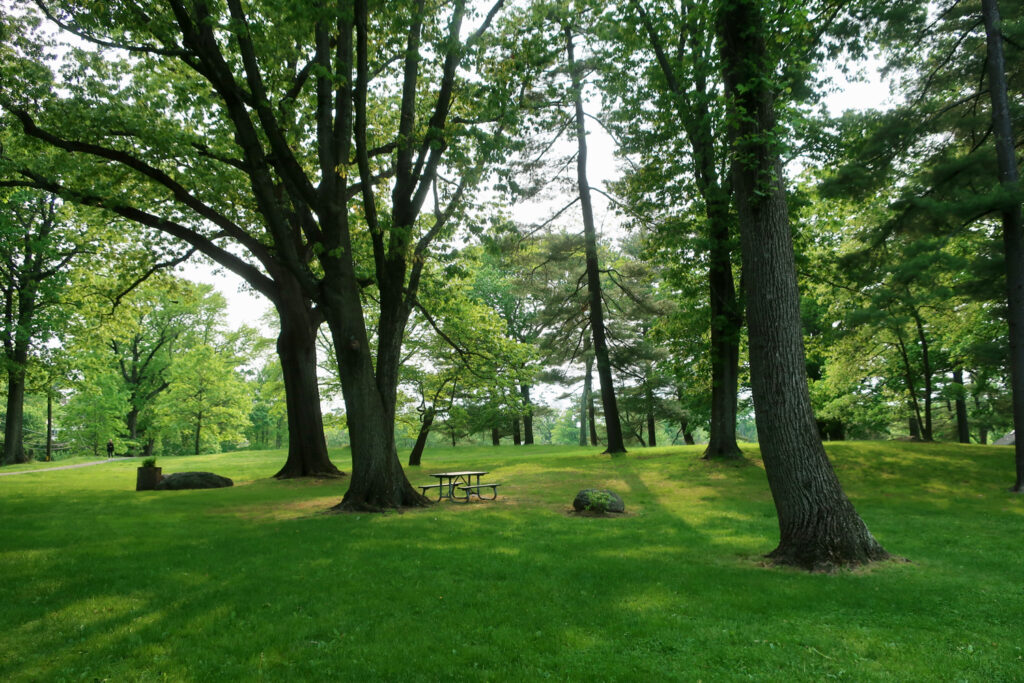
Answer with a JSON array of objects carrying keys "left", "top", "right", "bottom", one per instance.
[{"left": 2, "top": 444, "right": 1022, "bottom": 680}]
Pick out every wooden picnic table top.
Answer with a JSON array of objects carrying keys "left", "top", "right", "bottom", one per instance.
[{"left": 429, "top": 471, "right": 488, "bottom": 478}]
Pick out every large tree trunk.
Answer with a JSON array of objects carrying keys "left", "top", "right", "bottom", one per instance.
[
  {"left": 3, "top": 363, "right": 29, "bottom": 465},
  {"left": 718, "top": 0, "right": 887, "bottom": 569},
  {"left": 567, "top": 27, "right": 626, "bottom": 455},
  {"left": 520, "top": 384, "right": 534, "bottom": 445},
  {"left": 982, "top": 0, "right": 1024, "bottom": 491},
  {"left": 271, "top": 290, "right": 343, "bottom": 479},
  {"left": 322, "top": 287, "right": 425, "bottom": 510},
  {"left": 408, "top": 406, "right": 435, "bottom": 466},
  {"left": 492, "top": 427, "right": 501, "bottom": 446},
  {"left": 704, "top": 202, "right": 744, "bottom": 459}
]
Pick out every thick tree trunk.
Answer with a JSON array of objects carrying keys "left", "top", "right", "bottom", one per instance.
[
  {"left": 704, "top": 204, "right": 744, "bottom": 459},
  {"left": 323, "top": 294, "right": 425, "bottom": 510},
  {"left": 520, "top": 384, "right": 534, "bottom": 445},
  {"left": 567, "top": 27, "right": 626, "bottom": 455},
  {"left": 408, "top": 406, "right": 435, "bottom": 466},
  {"left": 126, "top": 406, "right": 140, "bottom": 441},
  {"left": 271, "top": 292, "right": 343, "bottom": 479},
  {"left": 982, "top": 0, "right": 1024, "bottom": 491},
  {"left": 718, "top": 0, "right": 887, "bottom": 569},
  {"left": 3, "top": 364, "right": 29, "bottom": 464},
  {"left": 491, "top": 428, "right": 501, "bottom": 446},
  {"left": 954, "top": 369, "right": 970, "bottom": 444},
  {"left": 512, "top": 418, "right": 522, "bottom": 445}
]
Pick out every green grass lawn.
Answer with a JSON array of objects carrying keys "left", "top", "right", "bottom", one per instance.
[{"left": 1, "top": 442, "right": 1021, "bottom": 681}]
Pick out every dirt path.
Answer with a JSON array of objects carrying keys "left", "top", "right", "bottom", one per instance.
[{"left": 0, "top": 459, "right": 120, "bottom": 477}]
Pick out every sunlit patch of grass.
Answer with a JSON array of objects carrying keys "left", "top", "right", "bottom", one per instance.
[{"left": 1, "top": 442, "right": 1022, "bottom": 680}]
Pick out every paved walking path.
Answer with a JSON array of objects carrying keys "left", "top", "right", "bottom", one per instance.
[{"left": 0, "top": 459, "right": 120, "bottom": 476}]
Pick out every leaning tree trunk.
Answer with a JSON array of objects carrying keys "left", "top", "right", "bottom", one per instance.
[
  {"left": 982, "top": 0, "right": 1024, "bottom": 491},
  {"left": 718, "top": 0, "right": 888, "bottom": 569},
  {"left": 408, "top": 406, "right": 435, "bottom": 467},
  {"left": 271, "top": 290, "right": 343, "bottom": 479},
  {"left": 567, "top": 26, "right": 627, "bottom": 455}
]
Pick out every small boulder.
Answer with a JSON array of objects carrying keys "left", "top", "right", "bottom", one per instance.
[
  {"left": 572, "top": 489, "right": 625, "bottom": 513},
  {"left": 154, "top": 471, "right": 233, "bottom": 490}
]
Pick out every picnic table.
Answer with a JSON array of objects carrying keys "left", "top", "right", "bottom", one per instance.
[{"left": 420, "top": 471, "right": 501, "bottom": 502}]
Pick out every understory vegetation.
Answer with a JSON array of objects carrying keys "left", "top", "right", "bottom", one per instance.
[{"left": 1, "top": 442, "right": 1020, "bottom": 681}]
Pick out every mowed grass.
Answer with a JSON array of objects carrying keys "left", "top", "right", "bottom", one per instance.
[{"left": 1, "top": 442, "right": 1022, "bottom": 681}]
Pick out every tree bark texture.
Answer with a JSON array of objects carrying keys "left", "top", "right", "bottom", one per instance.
[
  {"left": 3, "top": 362, "right": 29, "bottom": 464},
  {"left": 408, "top": 406, "right": 435, "bottom": 466},
  {"left": 718, "top": 0, "right": 888, "bottom": 569},
  {"left": 271, "top": 291, "right": 342, "bottom": 479},
  {"left": 566, "top": 26, "right": 626, "bottom": 455},
  {"left": 982, "top": 0, "right": 1024, "bottom": 491},
  {"left": 704, "top": 199, "right": 744, "bottom": 459}
]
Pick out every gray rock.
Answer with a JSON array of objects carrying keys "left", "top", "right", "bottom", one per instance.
[
  {"left": 154, "top": 471, "right": 233, "bottom": 490},
  {"left": 572, "top": 489, "right": 625, "bottom": 513}
]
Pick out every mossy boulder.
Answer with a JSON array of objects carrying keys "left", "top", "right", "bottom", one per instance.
[
  {"left": 154, "top": 472, "right": 233, "bottom": 490},
  {"left": 572, "top": 489, "right": 625, "bottom": 513}
]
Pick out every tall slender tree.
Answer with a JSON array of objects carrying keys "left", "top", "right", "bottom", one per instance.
[
  {"left": 565, "top": 23, "right": 627, "bottom": 455},
  {"left": 982, "top": 0, "right": 1024, "bottom": 491}
]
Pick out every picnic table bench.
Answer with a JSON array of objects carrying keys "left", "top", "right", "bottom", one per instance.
[{"left": 420, "top": 471, "right": 501, "bottom": 502}]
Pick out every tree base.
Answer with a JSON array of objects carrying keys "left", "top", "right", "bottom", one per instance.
[
  {"left": 703, "top": 442, "right": 744, "bottom": 460},
  {"left": 329, "top": 488, "right": 431, "bottom": 513},
  {"left": 273, "top": 465, "right": 346, "bottom": 480},
  {"left": 766, "top": 538, "right": 890, "bottom": 572}
]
